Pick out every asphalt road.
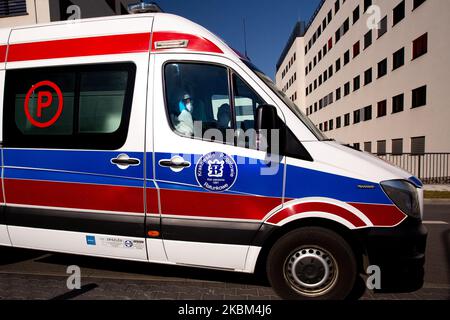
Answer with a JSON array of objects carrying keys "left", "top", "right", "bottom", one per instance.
[{"left": 0, "top": 201, "right": 448, "bottom": 300}]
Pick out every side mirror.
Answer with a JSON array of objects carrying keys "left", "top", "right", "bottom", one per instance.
[{"left": 255, "top": 104, "right": 281, "bottom": 153}]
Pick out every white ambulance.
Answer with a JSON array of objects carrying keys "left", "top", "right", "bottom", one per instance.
[{"left": 0, "top": 4, "right": 427, "bottom": 300}]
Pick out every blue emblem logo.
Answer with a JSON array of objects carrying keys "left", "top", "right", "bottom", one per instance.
[
  {"left": 195, "top": 152, "right": 238, "bottom": 192},
  {"left": 124, "top": 240, "right": 134, "bottom": 248}
]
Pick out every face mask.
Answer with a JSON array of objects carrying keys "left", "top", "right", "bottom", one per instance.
[{"left": 186, "top": 102, "right": 193, "bottom": 112}]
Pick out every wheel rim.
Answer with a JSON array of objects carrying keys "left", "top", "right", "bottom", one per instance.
[{"left": 284, "top": 246, "right": 339, "bottom": 297}]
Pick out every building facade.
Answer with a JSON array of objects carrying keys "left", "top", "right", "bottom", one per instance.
[
  {"left": 276, "top": 0, "right": 450, "bottom": 154},
  {"left": 0, "top": 0, "right": 141, "bottom": 27},
  {"left": 0, "top": 0, "right": 51, "bottom": 27}
]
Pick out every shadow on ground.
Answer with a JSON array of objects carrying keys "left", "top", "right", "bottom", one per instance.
[{"left": 1, "top": 246, "right": 271, "bottom": 288}]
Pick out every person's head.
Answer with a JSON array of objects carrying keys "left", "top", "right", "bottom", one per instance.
[
  {"left": 217, "top": 104, "right": 231, "bottom": 128},
  {"left": 179, "top": 94, "right": 193, "bottom": 113}
]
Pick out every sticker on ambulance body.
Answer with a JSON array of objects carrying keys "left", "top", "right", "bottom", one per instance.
[
  {"left": 195, "top": 152, "right": 238, "bottom": 192},
  {"left": 98, "top": 237, "right": 145, "bottom": 250}
]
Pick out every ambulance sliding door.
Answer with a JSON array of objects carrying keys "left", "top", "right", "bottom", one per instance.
[{"left": 2, "top": 18, "right": 153, "bottom": 260}]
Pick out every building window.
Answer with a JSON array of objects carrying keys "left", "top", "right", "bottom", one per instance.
[
  {"left": 411, "top": 136, "right": 425, "bottom": 155},
  {"left": 364, "top": 68, "right": 372, "bottom": 85},
  {"left": 353, "top": 41, "right": 360, "bottom": 58},
  {"left": 344, "top": 113, "right": 350, "bottom": 126},
  {"left": 353, "top": 75, "right": 360, "bottom": 91},
  {"left": 343, "top": 18, "right": 350, "bottom": 34},
  {"left": 336, "top": 116, "right": 341, "bottom": 129},
  {"left": 412, "top": 33, "right": 428, "bottom": 60},
  {"left": 364, "top": 0, "right": 372, "bottom": 12},
  {"left": 393, "top": 47, "right": 405, "bottom": 70},
  {"left": 329, "top": 119, "right": 334, "bottom": 131},
  {"left": 393, "top": 1, "right": 405, "bottom": 26},
  {"left": 344, "top": 50, "right": 350, "bottom": 65},
  {"left": 318, "top": 51, "right": 322, "bottom": 61},
  {"left": 319, "top": 75, "right": 322, "bottom": 85},
  {"left": 353, "top": 5, "right": 360, "bottom": 24},
  {"left": 336, "top": 58, "right": 341, "bottom": 72},
  {"left": 378, "top": 16, "right": 388, "bottom": 38},
  {"left": 335, "top": 29, "right": 341, "bottom": 43},
  {"left": 314, "top": 102, "right": 318, "bottom": 112},
  {"left": 364, "top": 30, "right": 372, "bottom": 49},
  {"left": 323, "top": 44, "right": 327, "bottom": 56},
  {"left": 328, "top": 10, "right": 332, "bottom": 23},
  {"left": 354, "top": 109, "right": 361, "bottom": 124},
  {"left": 412, "top": 85, "right": 427, "bottom": 108},
  {"left": 354, "top": 143, "right": 361, "bottom": 150},
  {"left": 319, "top": 123, "right": 323, "bottom": 131},
  {"left": 364, "top": 142, "right": 372, "bottom": 153},
  {"left": 363, "top": 105, "right": 372, "bottom": 121},
  {"left": 336, "top": 87, "right": 341, "bottom": 100},
  {"left": 324, "top": 122, "right": 328, "bottom": 132},
  {"left": 335, "top": 0, "right": 340, "bottom": 13},
  {"left": 392, "top": 139, "right": 403, "bottom": 155},
  {"left": 413, "top": 0, "right": 426, "bottom": 10},
  {"left": 328, "top": 38, "right": 333, "bottom": 50},
  {"left": 0, "top": 0, "right": 27, "bottom": 17},
  {"left": 314, "top": 79, "right": 317, "bottom": 89},
  {"left": 344, "top": 82, "right": 350, "bottom": 96},
  {"left": 377, "top": 100, "right": 387, "bottom": 117},
  {"left": 392, "top": 93, "right": 404, "bottom": 113},
  {"left": 378, "top": 58, "right": 388, "bottom": 78},
  {"left": 329, "top": 65, "right": 333, "bottom": 78},
  {"left": 377, "top": 140, "right": 387, "bottom": 155}
]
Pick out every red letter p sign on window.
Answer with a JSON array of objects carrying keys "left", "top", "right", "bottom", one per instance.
[
  {"left": 24, "top": 80, "right": 64, "bottom": 128},
  {"left": 37, "top": 91, "right": 53, "bottom": 117}
]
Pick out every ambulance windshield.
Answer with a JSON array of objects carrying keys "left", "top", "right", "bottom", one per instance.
[{"left": 241, "top": 59, "right": 326, "bottom": 141}]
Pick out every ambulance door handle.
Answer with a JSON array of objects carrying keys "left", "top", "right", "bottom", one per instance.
[
  {"left": 111, "top": 154, "right": 141, "bottom": 170},
  {"left": 159, "top": 156, "right": 191, "bottom": 172}
]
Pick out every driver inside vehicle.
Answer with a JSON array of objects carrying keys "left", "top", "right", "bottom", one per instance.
[{"left": 173, "top": 93, "right": 194, "bottom": 136}]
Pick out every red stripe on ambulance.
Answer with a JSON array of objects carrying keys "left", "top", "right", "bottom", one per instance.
[
  {"left": 349, "top": 202, "right": 406, "bottom": 227},
  {"left": 4, "top": 179, "right": 144, "bottom": 214},
  {"left": 0, "top": 45, "right": 6, "bottom": 62},
  {"left": 7, "top": 33, "right": 151, "bottom": 62},
  {"left": 158, "top": 188, "right": 281, "bottom": 220}
]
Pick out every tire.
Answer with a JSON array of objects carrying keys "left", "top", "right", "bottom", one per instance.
[{"left": 266, "top": 227, "right": 357, "bottom": 300}]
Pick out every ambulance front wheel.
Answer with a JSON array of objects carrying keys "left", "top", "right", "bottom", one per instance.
[{"left": 266, "top": 227, "right": 357, "bottom": 300}]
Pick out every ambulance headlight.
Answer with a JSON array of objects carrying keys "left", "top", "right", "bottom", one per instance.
[{"left": 381, "top": 180, "right": 421, "bottom": 220}]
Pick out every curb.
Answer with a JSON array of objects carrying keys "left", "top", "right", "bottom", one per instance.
[{"left": 424, "top": 199, "right": 450, "bottom": 204}]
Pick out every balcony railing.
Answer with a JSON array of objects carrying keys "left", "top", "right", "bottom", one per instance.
[{"left": 376, "top": 153, "right": 450, "bottom": 184}]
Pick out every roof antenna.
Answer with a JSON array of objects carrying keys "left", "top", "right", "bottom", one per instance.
[{"left": 243, "top": 18, "right": 248, "bottom": 58}]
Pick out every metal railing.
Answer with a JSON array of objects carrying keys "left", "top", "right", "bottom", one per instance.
[{"left": 376, "top": 153, "right": 450, "bottom": 184}]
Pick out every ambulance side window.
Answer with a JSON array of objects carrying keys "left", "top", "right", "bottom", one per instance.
[
  {"left": 164, "top": 62, "right": 232, "bottom": 141},
  {"left": 232, "top": 73, "right": 265, "bottom": 150},
  {"left": 3, "top": 63, "right": 136, "bottom": 149}
]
